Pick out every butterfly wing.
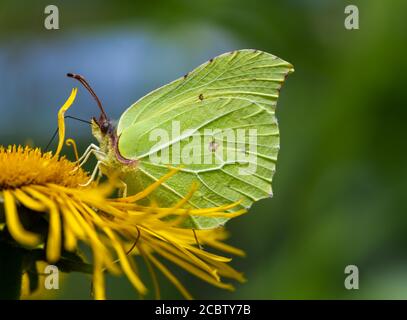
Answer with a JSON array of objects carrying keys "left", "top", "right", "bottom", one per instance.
[{"left": 117, "top": 49, "right": 293, "bottom": 229}]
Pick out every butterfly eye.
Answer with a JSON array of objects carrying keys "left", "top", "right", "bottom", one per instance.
[{"left": 100, "top": 121, "right": 110, "bottom": 134}]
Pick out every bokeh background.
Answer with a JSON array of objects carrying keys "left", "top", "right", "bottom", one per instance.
[{"left": 1, "top": 0, "right": 407, "bottom": 299}]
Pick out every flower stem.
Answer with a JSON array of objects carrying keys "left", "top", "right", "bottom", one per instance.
[{"left": 0, "top": 240, "right": 24, "bottom": 299}]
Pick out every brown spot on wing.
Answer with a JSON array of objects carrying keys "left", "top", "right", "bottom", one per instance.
[{"left": 209, "top": 140, "right": 219, "bottom": 152}]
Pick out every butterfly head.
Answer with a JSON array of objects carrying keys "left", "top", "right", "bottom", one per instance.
[
  {"left": 93, "top": 115, "right": 115, "bottom": 140},
  {"left": 67, "top": 73, "right": 115, "bottom": 136}
]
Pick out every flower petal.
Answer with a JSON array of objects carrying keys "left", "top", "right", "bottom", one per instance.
[
  {"left": 55, "top": 88, "right": 78, "bottom": 157},
  {"left": 3, "top": 190, "right": 41, "bottom": 246}
]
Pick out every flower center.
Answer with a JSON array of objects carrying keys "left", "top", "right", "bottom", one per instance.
[{"left": 0, "top": 145, "right": 89, "bottom": 189}]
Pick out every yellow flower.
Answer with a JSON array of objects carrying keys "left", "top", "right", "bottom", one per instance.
[{"left": 0, "top": 89, "right": 246, "bottom": 299}]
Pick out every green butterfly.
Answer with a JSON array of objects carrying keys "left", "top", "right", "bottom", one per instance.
[{"left": 69, "top": 49, "right": 293, "bottom": 229}]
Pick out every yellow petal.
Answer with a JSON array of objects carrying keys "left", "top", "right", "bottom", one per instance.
[
  {"left": 47, "top": 203, "right": 61, "bottom": 263},
  {"left": 116, "top": 167, "right": 180, "bottom": 203},
  {"left": 93, "top": 253, "right": 106, "bottom": 300},
  {"left": 3, "top": 190, "right": 41, "bottom": 246},
  {"left": 55, "top": 88, "right": 78, "bottom": 157},
  {"left": 140, "top": 247, "right": 161, "bottom": 300},
  {"left": 13, "top": 189, "right": 46, "bottom": 212},
  {"left": 104, "top": 228, "right": 147, "bottom": 295},
  {"left": 144, "top": 248, "right": 193, "bottom": 300}
]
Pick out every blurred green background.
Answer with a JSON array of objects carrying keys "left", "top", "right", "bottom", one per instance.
[{"left": 1, "top": 0, "right": 407, "bottom": 299}]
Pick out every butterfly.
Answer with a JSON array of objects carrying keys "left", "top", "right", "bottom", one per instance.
[{"left": 69, "top": 49, "right": 293, "bottom": 229}]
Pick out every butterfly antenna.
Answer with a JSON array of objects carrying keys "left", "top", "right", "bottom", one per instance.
[
  {"left": 44, "top": 116, "right": 91, "bottom": 152},
  {"left": 66, "top": 73, "right": 108, "bottom": 120}
]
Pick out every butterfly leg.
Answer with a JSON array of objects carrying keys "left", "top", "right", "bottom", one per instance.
[
  {"left": 79, "top": 161, "right": 102, "bottom": 187},
  {"left": 118, "top": 179, "right": 128, "bottom": 198},
  {"left": 73, "top": 148, "right": 104, "bottom": 172},
  {"left": 192, "top": 229, "right": 203, "bottom": 250},
  {"left": 77, "top": 143, "right": 100, "bottom": 163},
  {"left": 95, "top": 166, "right": 104, "bottom": 184}
]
